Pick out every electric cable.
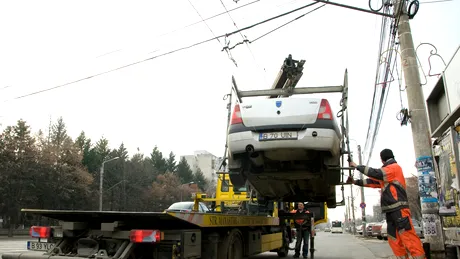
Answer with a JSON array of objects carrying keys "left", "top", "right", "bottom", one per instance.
[
  {"left": 7, "top": 1, "right": 321, "bottom": 101},
  {"left": 223, "top": 2, "right": 324, "bottom": 50},
  {"left": 250, "top": 4, "right": 326, "bottom": 43},
  {"left": 187, "top": 0, "right": 236, "bottom": 66},
  {"left": 363, "top": 4, "right": 399, "bottom": 164},
  {"left": 145, "top": 0, "right": 261, "bottom": 53},
  {"left": 218, "top": 0, "right": 260, "bottom": 69}
]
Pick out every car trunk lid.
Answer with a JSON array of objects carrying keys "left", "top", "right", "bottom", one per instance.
[{"left": 239, "top": 97, "right": 322, "bottom": 128}]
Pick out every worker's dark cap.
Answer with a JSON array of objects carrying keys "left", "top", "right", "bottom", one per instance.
[{"left": 380, "top": 149, "right": 394, "bottom": 161}]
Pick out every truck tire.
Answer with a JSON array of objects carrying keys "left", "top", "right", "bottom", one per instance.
[
  {"left": 276, "top": 229, "right": 290, "bottom": 258},
  {"left": 218, "top": 229, "right": 244, "bottom": 259}
]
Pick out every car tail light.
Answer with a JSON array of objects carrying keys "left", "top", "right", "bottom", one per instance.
[
  {"left": 29, "top": 226, "right": 51, "bottom": 238},
  {"left": 230, "top": 104, "right": 243, "bottom": 125},
  {"left": 130, "top": 230, "right": 162, "bottom": 243},
  {"left": 317, "top": 99, "right": 333, "bottom": 120}
]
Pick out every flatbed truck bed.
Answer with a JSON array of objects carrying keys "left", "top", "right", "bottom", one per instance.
[{"left": 2, "top": 206, "right": 317, "bottom": 259}]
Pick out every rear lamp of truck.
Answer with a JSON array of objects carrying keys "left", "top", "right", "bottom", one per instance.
[
  {"left": 129, "top": 230, "right": 162, "bottom": 243},
  {"left": 29, "top": 226, "right": 51, "bottom": 238}
]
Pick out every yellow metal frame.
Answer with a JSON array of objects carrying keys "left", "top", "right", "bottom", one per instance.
[
  {"left": 213, "top": 173, "right": 254, "bottom": 211},
  {"left": 165, "top": 210, "right": 280, "bottom": 228}
]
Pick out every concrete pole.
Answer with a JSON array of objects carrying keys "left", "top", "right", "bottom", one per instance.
[
  {"left": 99, "top": 163, "right": 104, "bottom": 211},
  {"left": 347, "top": 196, "right": 350, "bottom": 231},
  {"left": 395, "top": 0, "right": 445, "bottom": 255},
  {"left": 350, "top": 187, "right": 356, "bottom": 235},
  {"left": 358, "top": 145, "right": 367, "bottom": 237}
]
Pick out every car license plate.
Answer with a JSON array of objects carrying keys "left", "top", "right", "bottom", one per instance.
[
  {"left": 259, "top": 131, "right": 298, "bottom": 141},
  {"left": 27, "top": 241, "right": 55, "bottom": 251}
]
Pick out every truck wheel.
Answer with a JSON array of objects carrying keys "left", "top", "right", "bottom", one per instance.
[
  {"left": 276, "top": 229, "right": 290, "bottom": 258},
  {"left": 218, "top": 229, "right": 244, "bottom": 259}
]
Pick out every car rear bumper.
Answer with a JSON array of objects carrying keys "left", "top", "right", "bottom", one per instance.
[{"left": 228, "top": 128, "right": 340, "bottom": 155}]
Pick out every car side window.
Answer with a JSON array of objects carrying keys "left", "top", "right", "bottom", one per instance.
[
  {"left": 221, "top": 180, "right": 229, "bottom": 192},
  {"left": 199, "top": 203, "right": 208, "bottom": 212}
]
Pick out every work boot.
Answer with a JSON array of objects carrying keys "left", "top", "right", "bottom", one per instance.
[
  {"left": 303, "top": 256, "right": 308, "bottom": 258},
  {"left": 293, "top": 254, "right": 300, "bottom": 258}
]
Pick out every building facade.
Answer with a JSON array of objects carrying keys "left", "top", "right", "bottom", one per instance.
[{"left": 181, "top": 150, "right": 221, "bottom": 182}]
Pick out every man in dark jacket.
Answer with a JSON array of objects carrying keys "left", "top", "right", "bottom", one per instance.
[
  {"left": 347, "top": 149, "right": 425, "bottom": 259},
  {"left": 291, "top": 202, "right": 311, "bottom": 258}
]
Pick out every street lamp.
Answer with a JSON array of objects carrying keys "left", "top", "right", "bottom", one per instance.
[{"left": 99, "top": 156, "right": 120, "bottom": 211}]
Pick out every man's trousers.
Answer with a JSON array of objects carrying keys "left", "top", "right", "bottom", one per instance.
[
  {"left": 295, "top": 228, "right": 310, "bottom": 257},
  {"left": 385, "top": 208, "right": 426, "bottom": 259}
]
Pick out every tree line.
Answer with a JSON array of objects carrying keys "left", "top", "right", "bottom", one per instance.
[{"left": 0, "top": 118, "right": 214, "bottom": 231}]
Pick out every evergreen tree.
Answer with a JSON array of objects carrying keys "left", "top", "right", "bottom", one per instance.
[
  {"left": 75, "top": 131, "right": 86, "bottom": 153},
  {"left": 176, "top": 157, "right": 194, "bottom": 184},
  {"left": 165, "top": 151, "right": 177, "bottom": 173},
  {"left": 194, "top": 168, "right": 208, "bottom": 191},
  {"left": 150, "top": 146, "right": 167, "bottom": 174},
  {"left": 95, "top": 137, "right": 110, "bottom": 161}
]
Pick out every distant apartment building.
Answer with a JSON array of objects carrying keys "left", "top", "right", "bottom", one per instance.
[{"left": 181, "top": 150, "right": 223, "bottom": 182}]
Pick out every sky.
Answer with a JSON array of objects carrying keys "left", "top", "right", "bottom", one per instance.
[{"left": 0, "top": 0, "right": 459, "bottom": 222}]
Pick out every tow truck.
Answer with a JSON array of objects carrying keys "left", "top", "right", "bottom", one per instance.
[{"left": 3, "top": 55, "right": 352, "bottom": 259}]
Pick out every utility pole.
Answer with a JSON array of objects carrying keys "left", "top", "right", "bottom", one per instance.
[
  {"left": 395, "top": 0, "right": 445, "bottom": 255},
  {"left": 346, "top": 196, "right": 350, "bottom": 231},
  {"left": 122, "top": 169, "right": 126, "bottom": 211},
  {"left": 358, "top": 145, "right": 367, "bottom": 237},
  {"left": 350, "top": 187, "right": 356, "bottom": 235},
  {"left": 99, "top": 164, "right": 104, "bottom": 211}
]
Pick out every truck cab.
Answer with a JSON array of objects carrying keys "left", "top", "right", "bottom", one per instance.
[{"left": 214, "top": 173, "right": 249, "bottom": 212}]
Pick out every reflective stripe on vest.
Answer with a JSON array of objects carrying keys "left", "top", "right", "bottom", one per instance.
[{"left": 380, "top": 163, "right": 410, "bottom": 213}]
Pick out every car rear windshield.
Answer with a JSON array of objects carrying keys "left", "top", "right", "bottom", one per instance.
[{"left": 168, "top": 203, "right": 192, "bottom": 210}]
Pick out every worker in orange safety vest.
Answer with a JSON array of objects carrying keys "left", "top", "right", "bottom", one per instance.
[
  {"left": 291, "top": 202, "right": 311, "bottom": 258},
  {"left": 347, "top": 148, "right": 426, "bottom": 259}
]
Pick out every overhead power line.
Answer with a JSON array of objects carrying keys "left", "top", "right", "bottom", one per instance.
[
  {"left": 154, "top": 0, "right": 261, "bottom": 39},
  {"left": 8, "top": 1, "right": 322, "bottom": 101},
  {"left": 223, "top": 3, "right": 326, "bottom": 50},
  {"left": 187, "top": 0, "right": 224, "bottom": 48}
]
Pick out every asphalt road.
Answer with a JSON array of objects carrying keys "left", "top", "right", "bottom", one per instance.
[
  {"left": 0, "top": 233, "right": 396, "bottom": 259},
  {"left": 252, "top": 232, "right": 396, "bottom": 259},
  {"left": 0, "top": 237, "right": 31, "bottom": 258}
]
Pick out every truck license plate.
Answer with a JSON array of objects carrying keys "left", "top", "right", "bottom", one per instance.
[
  {"left": 259, "top": 131, "right": 298, "bottom": 141},
  {"left": 27, "top": 241, "right": 55, "bottom": 251}
]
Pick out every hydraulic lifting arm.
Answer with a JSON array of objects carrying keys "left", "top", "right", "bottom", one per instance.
[{"left": 268, "top": 54, "right": 306, "bottom": 98}]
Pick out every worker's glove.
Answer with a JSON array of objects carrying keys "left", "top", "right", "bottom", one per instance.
[{"left": 346, "top": 176, "right": 354, "bottom": 184}]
